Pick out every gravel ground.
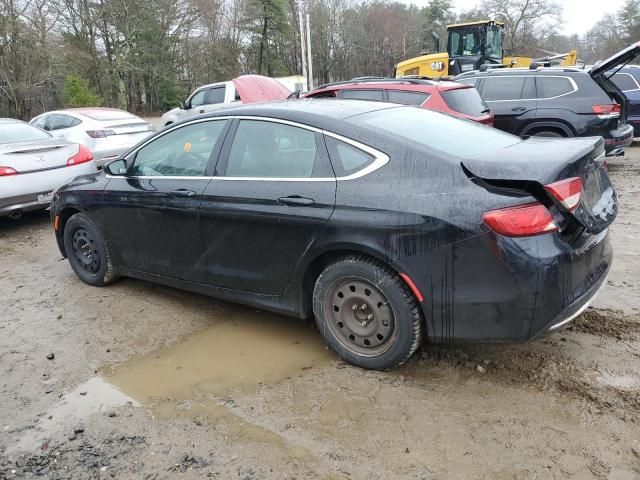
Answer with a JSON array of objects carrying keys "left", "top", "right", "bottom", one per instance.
[{"left": 1, "top": 144, "right": 639, "bottom": 479}]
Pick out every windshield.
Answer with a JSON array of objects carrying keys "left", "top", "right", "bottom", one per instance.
[
  {"left": 0, "top": 122, "right": 51, "bottom": 144},
  {"left": 449, "top": 24, "right": 502, "bottom": 61},
  {"left": 485, "top": 25, "right": 502, "bottom": 61},
  {"left": 349, "top": 106, "right": 520, "bottom": 158}
]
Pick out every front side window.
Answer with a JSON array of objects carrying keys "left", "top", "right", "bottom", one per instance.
[
  {"left": 481, "top": 76, "right": 528, "bottom": 101},
  {"left": 225, "top": 120, "right": 319, "bottom": 178},
  {"left": 449, "top": 27, "right": 482, "bottom": 58},
  {"left": 387, "top": 90, "right": 430, "bottom": 106},
  {"left": 339, "top": 89, "right": 385, "bottom": 101},
  {"left": 130, "top": 120, "right": 226, "bottom": 176},
  {"left": 189, "top": 90, "right": 207, "bottom": 108},
  {"left": 537, "top": 77, "right": 575, "bottom": 98}
]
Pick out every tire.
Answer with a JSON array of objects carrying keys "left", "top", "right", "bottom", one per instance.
[
  {"left": 312, "top": 254, "right": 423, "bottom": 370},
  {"left": 531, "top": 130, "right": 564, "bottom": 138},
  {"left": 63, "top": 213, "right": 119, "bottom": 286}
]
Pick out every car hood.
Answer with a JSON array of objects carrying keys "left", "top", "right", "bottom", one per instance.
[
  {"left": 232, "top": 75, "right": 291, "bottom": 103},
  {"left": 162, "top": 107, "right": 180, "bottom": 119}
]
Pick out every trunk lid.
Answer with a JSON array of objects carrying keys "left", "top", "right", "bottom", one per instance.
[
  {"left": 589, "top": 42, "right": 640, "bottom": 123},
  {"left": 0, "top": 139, "right": 79, "bottom": 173},
  {"left": 462, "top": 136, "right": 616, "bottom": 236},
  {"left": 232, "top": 75, "right": 291, "bottom": 104},
  {"left": 103, "top": 119, "right": 152, "bottom": 135}
]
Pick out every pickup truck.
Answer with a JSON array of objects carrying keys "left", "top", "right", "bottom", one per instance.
[{"left": 161, "top": 75, "right": 291, "bottom": 126}]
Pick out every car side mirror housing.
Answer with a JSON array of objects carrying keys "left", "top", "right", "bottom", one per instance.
[
  {"left": 180, "top": 100, "right": 188, "bottom": 110},
  {"left": 104, "top": 159, "right": 127, "bottom": 176}
]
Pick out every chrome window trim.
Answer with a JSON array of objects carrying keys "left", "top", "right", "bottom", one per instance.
[
  {"left": 483, "top": 75, "right": 578, "bottom": 102},
  {"left": 113, "top": 115, "right": 389, "bottom": 182}
]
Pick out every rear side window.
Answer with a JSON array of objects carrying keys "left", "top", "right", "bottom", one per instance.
[
  {"left": 611, "top": 73, "right": 639, "bottom": 91},
  {"left": 481, "top": 76, "right": 528, "bottom": 101},
  {"left": 226, "top": 120, "right": 319, "bottom": 178},
  {"left": 352, "top": 106, "right": 520, "bottom": 158},
  {"left": 387, "top": 90, "right": 430, "bottom": 106},
  {"left": 48, "top": 114, "right": 81, "bottom": 131},
  {"left": 206, "top": 87, "right": 226, "bottom": 104},
  {"left": 441, "top": 88, "right": 488, "bottom": 116},
  {"left": 339, "top": 89, "right": 385, "bottom": 101},
  {"left": 537, "top": 77, "right": 575, "bottom": 98},
  {"left": 325, "top": 136, "right": 375, "bottom": 177}
]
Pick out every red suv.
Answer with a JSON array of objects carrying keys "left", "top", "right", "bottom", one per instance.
[{"left": 302, "top": 78, "right": 494, "bottom": 125}]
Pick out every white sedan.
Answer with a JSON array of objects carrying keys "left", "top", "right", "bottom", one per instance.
[
  {"left": 0, "top": 119, "right": 97, "bottom": 219},
  {"left": 30, "top": 108, "right": 154, "bottom": 168}
]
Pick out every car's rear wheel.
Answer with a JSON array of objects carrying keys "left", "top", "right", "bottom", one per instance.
[
  {"left": 63, "top": 213, "right": 118, "bottom": 286},
  {"left": 313, "top": 255, "right": 423, "bottom": 370}
]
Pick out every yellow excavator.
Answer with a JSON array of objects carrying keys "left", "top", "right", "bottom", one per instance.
[{"left": 395, "top": 20, "right": 578, "bottom": 78}]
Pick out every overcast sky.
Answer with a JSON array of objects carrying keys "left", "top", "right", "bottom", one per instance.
[{"left": 401, "top": 0, "right": 626, "bottom": 36}]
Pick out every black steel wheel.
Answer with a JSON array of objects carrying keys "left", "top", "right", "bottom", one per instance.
[
  {"left": 313, "top": 254, "right": 423, "bottom": 370},
  {"left": 63, "top": 213, "right": 118, "bottom": 286},
  {"left": 325, "top": 277, "right": 397, "bottom": 357},
  {"left": 71, "top": 227, "right": 101, "bottom": 275}
]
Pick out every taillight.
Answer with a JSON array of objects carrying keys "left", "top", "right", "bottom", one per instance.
[
  {"left": 86, "top": 129, "right": 115, "bottom": 138},
  {"left": 67, "top": 145, "right": 94, "bottom": 166},
  {"left": 0, "top": 166, "right": 18, "bottom": 176},
  {"left": 483, "top": 202, "right": 558, "bottom": 237},
  {"left": 592, "top": 104, "right": 620, "bottom": 118},
  {"left": 545, "top": 177, "right": 583, "bottom": 211}
]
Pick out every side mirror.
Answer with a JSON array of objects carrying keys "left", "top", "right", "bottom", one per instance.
[
  {"left": 179, "top": 100, "right": 188, "bottom": 110},
  {"left": 104, "top": 158, "right": 127, "bottom": 176}
]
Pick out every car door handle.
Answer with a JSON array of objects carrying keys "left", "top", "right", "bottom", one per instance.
[
  {"left": 170, "top": 189, "right": 197, "bottom": 197},
  {"left": 278, "top": 196, "right": 315, "bottom": 206},
  {"left": 199, "top": 109, "right": 205, "bottom": 114},
  {"left": 511, "top": 106, "right": 526, "bottom": 112}
]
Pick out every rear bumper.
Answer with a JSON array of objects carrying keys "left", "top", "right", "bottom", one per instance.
[
  {"left": 627, "top": 116, "right": 640, "bottom": 137},
  {"left": 0, "top": 162, "right": 97, "bottom": 216},
  {"left": 605, "top": 123, "right": 633, "bottom": 155},
  {"left": 537, "top": 268, "right": 608, "bottom": 335},
  {"left": 394, "top": 229, "right": 612, "bottom": 343}
]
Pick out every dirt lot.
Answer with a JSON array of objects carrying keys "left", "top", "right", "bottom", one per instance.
[{"left": 1, "top": 146, "right": 639, "bottom": 480}]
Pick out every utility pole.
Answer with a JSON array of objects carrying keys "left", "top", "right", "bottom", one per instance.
[
  {"left": 306, "top": 12, "right": 313, "bottom": 90},
  {"left": 298, "top": 6, "right": 307, "bottom": 89}
]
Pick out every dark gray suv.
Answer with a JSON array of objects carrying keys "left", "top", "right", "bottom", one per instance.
[{"left": 455, "top": 43, "right": 640, "bottom": 156}]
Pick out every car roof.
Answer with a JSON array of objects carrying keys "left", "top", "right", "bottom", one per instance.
[
  {"left": 199, "top": 99, "right": 402, "bottom": 126},
  {"left": 457, "top": 67, "right": 588, "bottom": 78},
  {"left": 309, "top": 78, "right": 468, "bottom": 94}
]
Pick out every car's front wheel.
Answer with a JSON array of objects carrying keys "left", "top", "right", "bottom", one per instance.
[
  {"left": 313, "top": 255, "right": 423, "bottom": 370},
  {"left": 63, "top": 213, "right": 119, "bottom": 287}
]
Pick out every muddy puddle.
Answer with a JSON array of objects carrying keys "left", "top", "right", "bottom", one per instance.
[
  {"left": 103, "top": 307, "right": 334, "bottom": 404},
  {"left": 100, "top": 307, "right": 333, "bottom": 457}
]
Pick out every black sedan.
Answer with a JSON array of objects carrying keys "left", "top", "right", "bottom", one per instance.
[{"left": 51, "top": 100, "right": 616, "bottom": 370}]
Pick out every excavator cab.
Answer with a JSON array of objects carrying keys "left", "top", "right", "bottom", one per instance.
[{"left": 447, "top": 21, "right": 504, "bottom": 76}]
